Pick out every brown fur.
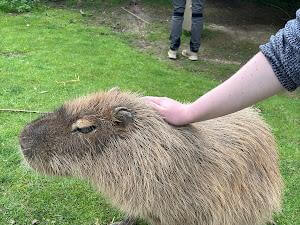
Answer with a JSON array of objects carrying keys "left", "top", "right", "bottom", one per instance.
[{"left": 19, "top": 90, "right": 283, "bottom": 225}]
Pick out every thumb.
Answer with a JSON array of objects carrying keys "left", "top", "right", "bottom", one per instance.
[{"left": 148, "top": 101, "right": 165, "bottom": 113}]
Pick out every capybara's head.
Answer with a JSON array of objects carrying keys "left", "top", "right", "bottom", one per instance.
[{"left": 19, "top": 89, "right": 162, "bottom": 177}]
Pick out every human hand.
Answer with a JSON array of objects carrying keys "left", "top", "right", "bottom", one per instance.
[{"left": 143, "top": 96, "right": 191, "bottom": 126}]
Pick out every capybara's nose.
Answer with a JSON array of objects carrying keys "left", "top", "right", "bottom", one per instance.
[
  {"left": 20, "top": 121, "right": 48, "bottom": 148},
  {"left": 22, "top": 121, "right": 49, "bottom": 139},
  {"left": 19, "top": 123, "right": 44, "bottom": 159}
]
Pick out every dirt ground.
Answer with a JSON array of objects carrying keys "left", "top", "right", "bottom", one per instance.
[
  {"left": 78, "top": 0, "right": 298, "bottom": 98},
  {"left": 48, "top": 0, "right": 300, "bottom": 95},
  {"left": 84, "top": 0, "right": 296, "bottom": 66}
]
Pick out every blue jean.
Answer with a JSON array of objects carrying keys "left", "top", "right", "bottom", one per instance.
[{"left": 170, "top": 0, "right": 205, "bottom": 52}]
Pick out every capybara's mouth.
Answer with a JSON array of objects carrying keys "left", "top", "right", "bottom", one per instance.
[
  {"left": 19, "top": 130, "right": 34, "bottom": 159},
  {"left": 20, "top": 137, "right": 28, "bottom": 151}
]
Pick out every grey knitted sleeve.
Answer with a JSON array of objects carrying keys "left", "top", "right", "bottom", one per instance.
[{"left": 260, "top": 9, "right": 300, "bottom": 92}]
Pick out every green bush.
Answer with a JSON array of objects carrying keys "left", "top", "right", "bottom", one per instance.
[{"left": 0, "top": 0, "right": 38, "bottom": 13}]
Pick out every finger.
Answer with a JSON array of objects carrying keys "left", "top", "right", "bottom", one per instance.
[
  {"left": 147, "top": 101, "right": 166, "bottom": 116},
  {"left": 142, "top": 96, "right": 163, "bottom": 105}
]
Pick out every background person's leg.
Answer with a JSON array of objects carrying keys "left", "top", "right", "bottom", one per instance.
[
  {"left": 190, "top": 0, "right": 205, "bottom": 53},
  {"left": 170, "top": 0, "right": 186, "bottom": 51}
]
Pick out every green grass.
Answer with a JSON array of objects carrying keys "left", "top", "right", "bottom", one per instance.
[{"left": 0, "top": 3, "right": 299, "bottom": 225}]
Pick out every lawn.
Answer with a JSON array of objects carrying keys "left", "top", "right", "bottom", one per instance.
[{"left": 0, "top": 1, "right": 299, "bottom": 225}]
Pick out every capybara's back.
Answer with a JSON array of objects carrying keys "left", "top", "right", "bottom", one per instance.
[
  {"left": 145, "top": 108, "right": 282, "bottom": 225},
  {"left": 20, "top": 91, "right": 282, "bottom": 225}
]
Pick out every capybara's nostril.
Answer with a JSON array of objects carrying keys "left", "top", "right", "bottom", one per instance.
[
  {"left": 20, "top": 132, "right": 28, "bottom": 149},
  {"left": 19, "top": 136, "right": 31, "bottom": 149},
  {"left": 19, "top": 133, "right": 35, "bottom": 159}
]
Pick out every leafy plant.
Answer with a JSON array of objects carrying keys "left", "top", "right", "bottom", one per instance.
[{"left": 0, "top": 0, "right": 38, "bottom": 13}]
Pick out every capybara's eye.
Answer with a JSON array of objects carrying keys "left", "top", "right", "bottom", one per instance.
[{"left": 73, "top": 125, "right": 97, "bottom": 134}]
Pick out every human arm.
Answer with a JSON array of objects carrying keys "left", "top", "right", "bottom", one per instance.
[
  {"left": 144, "top": 52, "right": 284, "bottom": 125},
  {"left": 144, "top": 9, "right": 300, "bottom": 126}
]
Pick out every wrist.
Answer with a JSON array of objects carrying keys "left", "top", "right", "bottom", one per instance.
[
  {"left": 185, "top": 100, "right": 210, "bottom": 123},
  {"left": 182, "top": 103, "right": 196, "bottom": 124}
]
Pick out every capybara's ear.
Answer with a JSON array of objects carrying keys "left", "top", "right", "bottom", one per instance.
[{"left": 113, "top": 107, "right": 134, "bottom": 126}]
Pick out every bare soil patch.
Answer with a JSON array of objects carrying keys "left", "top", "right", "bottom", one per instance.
[{"left": 85, "top": 0, "right": 290, "bottom": 65}]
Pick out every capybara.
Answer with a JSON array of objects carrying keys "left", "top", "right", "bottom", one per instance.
[{"left": 19, "top": 89, "right": 282, "bottom": 225}]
